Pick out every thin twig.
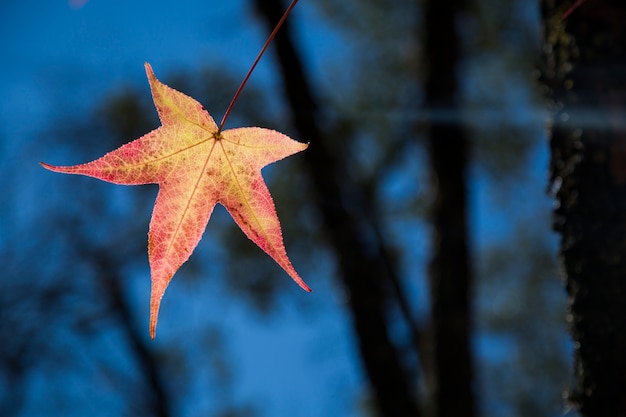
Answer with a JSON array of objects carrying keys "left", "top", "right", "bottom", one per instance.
[{"left": 217, "top": 0, "right": 300, "bottom": 134}]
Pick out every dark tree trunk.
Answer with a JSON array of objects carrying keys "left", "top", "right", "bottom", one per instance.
[
  {"left": 542, "top": 1, "right": 626, "bottom": 416},
  {"left": 88, "top": 250, "right": 171, "bottom": 417},
  {"left": 252, "top": 0, "right": 419, "bottom": 416},
  {"left": 422, "top": 1, "right": 475, "bottom": 417}
]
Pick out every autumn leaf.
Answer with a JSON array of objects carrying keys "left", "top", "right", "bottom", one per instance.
[{"left": 42, "top": 63, "right": 310, "bottom": 338}]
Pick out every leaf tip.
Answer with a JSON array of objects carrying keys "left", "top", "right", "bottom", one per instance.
[
  {"left": 149, "top": 301, "right": 159, "bottom": 340},
  {"left": 292, "top": 273, "right": 312, "bottom": 292},
  {"left": 149, "top": 280, "right": 166, "bottom": 340},
  {"left": 144, "top": 62, "right": 155, "bottom": 81},
  {"left": 40, "top": 161, "right": 67, "bottom": 173}
]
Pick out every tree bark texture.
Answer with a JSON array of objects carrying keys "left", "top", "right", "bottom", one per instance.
[
  {"left": 542, "top": 1, "right": 626, "bottom": 415},
  {"left": 423, "top": 0, "right": 475, "bottom": 417},
  {"left": 252, "top": 0, "right": 420, "bottom": 416}
]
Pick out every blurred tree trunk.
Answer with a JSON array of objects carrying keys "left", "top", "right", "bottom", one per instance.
[
  {"left": 101, "top": 258, "right": 171, "bottom": 417},
  {"left": 78, "top": 242, "right": 171, "bottom": 417},
  {"left": 252, "top": 0, "right": 419, "bottom": 416},
  {"left": 542, "top": 1, "right": 626, "bottom": 416},
  {"left": 423, "top": 1, "right": 475, "bottom": 417}
]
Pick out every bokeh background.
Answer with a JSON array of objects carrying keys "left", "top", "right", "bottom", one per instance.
[{"left": 0, "top": 1, "right": 571, "bottom": 416}]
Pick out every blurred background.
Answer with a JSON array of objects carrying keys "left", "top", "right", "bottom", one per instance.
[{"left": 0, "top": 1, "right": 571, "bottom": 416}]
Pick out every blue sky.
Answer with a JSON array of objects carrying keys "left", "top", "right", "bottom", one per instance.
[
  {"left": 0, "top": 1, "right": 571, "bottom": 416},
  {"left": 1, "top": 0, "right": 257, "bottom": 131},
  {"left": 1, "top": 1, "right": 366, "bottom": 416}
]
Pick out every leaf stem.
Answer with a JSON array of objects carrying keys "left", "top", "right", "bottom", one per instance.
[
  {"left": 217, "top": 0, "right": 300, "bottom": 134},
  {"left": 562, "top": 0, "right": 586, "bottom": 19}
]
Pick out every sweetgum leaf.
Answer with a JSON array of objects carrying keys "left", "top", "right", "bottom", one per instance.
[{"left": 41, "top": 63, "right": 310, "bottom": 338}]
